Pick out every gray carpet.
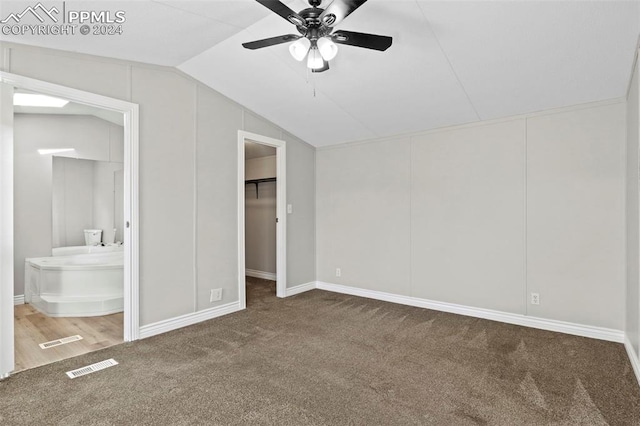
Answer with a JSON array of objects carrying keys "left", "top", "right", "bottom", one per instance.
[{"left": 1, "top": 277, "right": 639, "bottom": 425}]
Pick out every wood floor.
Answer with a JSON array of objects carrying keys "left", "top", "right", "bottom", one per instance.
[{"left": 14, "top": 304, "right": 123, "bottom": 372}]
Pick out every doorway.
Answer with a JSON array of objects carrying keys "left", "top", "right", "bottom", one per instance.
[
  {"left": 237, "top": 131, "right": 286, "bottom": 309},
  {"left": 0, "top": 72, "right": 139, "bottom": 378}
]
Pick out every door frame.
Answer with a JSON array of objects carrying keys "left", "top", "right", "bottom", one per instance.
[
  {"left": 237, "top": 131, "right": 286, "bottom": 307},
  {"left": 0, "top": 71, "right": 140, "bottom": 378}
]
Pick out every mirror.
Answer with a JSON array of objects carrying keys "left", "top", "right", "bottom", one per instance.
[{"left": 52, "top": 156, "right": 124, "bottom": 248}]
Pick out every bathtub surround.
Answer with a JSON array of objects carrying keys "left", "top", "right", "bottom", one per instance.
[
  {"left": 25, "top": 248, "right": 124, "bottom": 317},
  {"left": 13, "top": 114, "right": 124, "bottom": 297}
]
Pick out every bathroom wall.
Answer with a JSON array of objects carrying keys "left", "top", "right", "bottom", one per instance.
[
  {"left": 13, "top": 113, "right": 124, "bottom": 296},
  {"left": 245, "top": 154, "right": 277, "bottom": 276},
  {"left": 93, "top": 160, "right": 125, "bottom": 244},
  {"left": 52, "top": 157, "right": 124, "bottom": 247},
  {"left": 52, "top": 157, "right": 93, "bottom": 247}
]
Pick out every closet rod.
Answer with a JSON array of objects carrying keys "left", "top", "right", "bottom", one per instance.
[{"left": 245, "top": 177, "right": 276, "bottom": 199}]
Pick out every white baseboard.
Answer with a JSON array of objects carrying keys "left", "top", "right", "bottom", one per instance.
[
  {"left": 139, "top": 301, "right": 242, "bottom": 340},
  {"left": 246, "top": 269, "right": 277, "bottom": 281},
  {"left": 285, "top": 281, "right": 316, "bottom": 297},
  {"left": 13, "top": 295, "right": 24, "bottom": 305},
  {"left": 315, "top": 282, "right": 624, "bottom": 343},
  {"left": 625, "top": 337, "right": 640, "bottom": 387}
]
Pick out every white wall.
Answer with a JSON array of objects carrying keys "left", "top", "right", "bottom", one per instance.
[
  {"left": 412, "top": 121, "right": 525, "bottom": 314},
  {"left": 52, "top": 157, "right": 124, "bottom": 247},
  {"left": 317, "top": 101, "right": 626, "bottom": 330},
  {"left": 52, "top": 157, "right": 94, "bottom": 247},
  {"left": 13, "top": 114, "right": 123, "bottom": 296},
  {"left": 0, "top": 42, "right": 316, "bottom": 325},
  {"left": 93, "top": 160, "right": 125, "bottom": 244},
  {"left": 245, "top": 155, "right": 276, "bottom": 181},
  {"left": 627, "top": 49, "right": 640, "bottom": 366},
  {"left": 527, "top": 104, "right": 625, "bottom": 329},
  {"left": 245, "top": 155, "right": 276, "bottom": 275}
]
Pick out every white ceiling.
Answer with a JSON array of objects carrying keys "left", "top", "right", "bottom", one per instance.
[
  {"left": 14, "top": 90, "right": 125, "bottom": 125},
  {"left": 2, "top": 1, "right": 639, "bottom": 147}
]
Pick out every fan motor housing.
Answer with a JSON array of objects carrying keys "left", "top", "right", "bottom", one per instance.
[{"left": 296, "top": 8, "right": 333, "bottom": 39}]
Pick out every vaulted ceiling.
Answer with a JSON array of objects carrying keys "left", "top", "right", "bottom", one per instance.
[{"left": 1, "top": 1, "right": 639, "bottom": 147}]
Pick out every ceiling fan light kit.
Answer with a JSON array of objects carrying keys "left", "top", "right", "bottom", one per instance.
[
  {"left": 243, "top": 0, "right": 392, "bottom": 73},
  {"left": 307, "top": 46, "right": 325, "bottom": 69},
  {"left": 289, "top": 37, "right": 311, "bottom": 61},
  {"left": 317, "top": 37, "right": 338, "bottom": 61}
]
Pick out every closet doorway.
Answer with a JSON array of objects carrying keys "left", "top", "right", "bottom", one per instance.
[{"left": 237, "top": 131, "right": 286, "bottom": 309}]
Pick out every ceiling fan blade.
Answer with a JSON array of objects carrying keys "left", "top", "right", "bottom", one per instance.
[
  {"left": 312, "top": 60, "right": 330, "bottom": 73},
  {"left": 319, "top": 0, "right": 368, "bottom": 27},
  {"left": 331, "top": 30, "right": 392, "bottom": 51},
  {"left": 242, "top": 34, "right": 301, "bottom": 50},
  {"left": 255, "top": 0, "right": 306, "bottom": 27}
]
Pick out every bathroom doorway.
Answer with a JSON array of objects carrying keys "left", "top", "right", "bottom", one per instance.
[
  {"left": 237, "top": 131, "right": 286, "bottom": 309},
  {"left": 0, "top": 72, "right": 139, "bottom": 378}
]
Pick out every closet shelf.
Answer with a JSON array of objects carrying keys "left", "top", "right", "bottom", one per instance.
[{"left": 245, "top": 177, "right": 276, "bottom": 198}]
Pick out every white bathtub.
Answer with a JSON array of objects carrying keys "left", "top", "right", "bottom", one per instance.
[{"left": 25, "top": 248, "right": 123, "bottom": 317}]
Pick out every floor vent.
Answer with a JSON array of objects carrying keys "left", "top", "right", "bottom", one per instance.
[
  {"left": 66, "top": 359, "right": 118, "bottom": 379},
  {"left": 39, "top": 335, "right": 83, "bottom": 349}
]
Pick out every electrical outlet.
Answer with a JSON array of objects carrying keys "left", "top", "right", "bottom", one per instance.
[
  {"left": 531, "top": 293, "right": 540, "bottom": 305},
  {"left": 336, "top": 268, "right": 341, "bottom": 277},
  {"left": 210, "top": 288, "right": 223, "bottom": 303}
]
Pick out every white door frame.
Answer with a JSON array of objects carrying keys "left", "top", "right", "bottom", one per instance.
[
  {"left": 238, "top": 131, "right": 286, "bottom": 307},
  {"left": 0, "top": 71, "right": 140, "bottom": 378},
  {"left": 0, "top": 82, "right": 14, "bottom": 379}
]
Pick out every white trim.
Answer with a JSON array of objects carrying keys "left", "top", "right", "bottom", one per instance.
[
  {"left": 285, "top": 282, "right": 316, "bottom": 297},
  {"left": 316, "top": 282, "right": 624, "bottom": 343},
  {"left": 246, "top": 269, "right": 277, "bottom": 281},
  {"left": 238, "top": 131, "right": 287, "bottom": 306},
  {"left": 0, "top": 71, "right": 140, "bottom": 349},
  {"left": 0, "top": 82, "right": 14, "bottom": 379},
  {"left": 139, "top": 302, "right": 242, "bottom": 340},
  {"left": 237, "top": 137, "right": 246, "bottom": 310},
  {"left": 13, "top": 295, "right": 23, "bottom": 305},
  {"left": 624, "top": 337, "right": 640, "bottom": 387}
]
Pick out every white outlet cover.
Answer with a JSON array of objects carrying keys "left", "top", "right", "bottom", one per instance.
[{"left": 210, "top": 288, "right": 223, "bottom": 302}]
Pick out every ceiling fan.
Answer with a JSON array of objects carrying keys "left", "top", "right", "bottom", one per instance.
[{"left": 242, "top": 0, "right": 392, "bottom": 73}]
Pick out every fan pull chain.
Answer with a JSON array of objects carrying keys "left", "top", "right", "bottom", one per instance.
[{"left": 305, "top": 65, "right": 317, "bottom": 98}]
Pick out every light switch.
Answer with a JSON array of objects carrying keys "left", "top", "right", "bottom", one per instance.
[{"left": 287, "top": 204, "right": 293, "bottom": 214}]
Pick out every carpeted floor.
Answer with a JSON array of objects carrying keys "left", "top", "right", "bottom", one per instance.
[{"left": 1, "top": 277, "right": 639, "bottom": 425}]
